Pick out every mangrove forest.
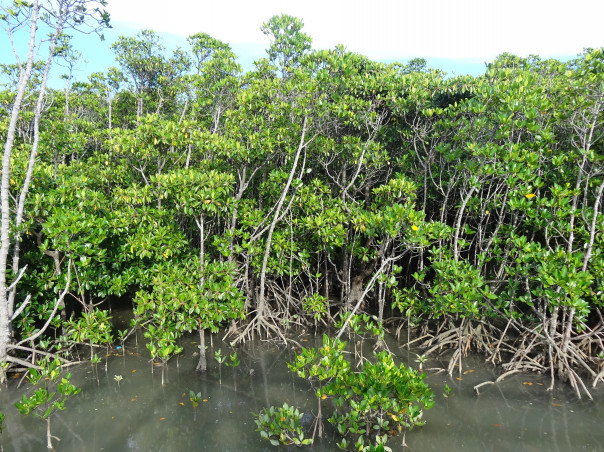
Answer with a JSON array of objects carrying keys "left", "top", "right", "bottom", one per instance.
[{"left": 1, "top": 1, "right": 604, "bottom": 450}]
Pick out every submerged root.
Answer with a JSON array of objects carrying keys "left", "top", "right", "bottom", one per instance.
[{"left": 473, "top": 369, "right": 522, "bottom": 395}]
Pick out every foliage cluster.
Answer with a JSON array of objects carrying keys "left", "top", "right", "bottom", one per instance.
[
  {"left": 286, "top": 334, "right": 434, "bottom": 450},
  {"left": 255, "top": 321, "right": 434, "bottom": 450},
  {"left": 14, "top": 357, "right": 81, "bottom": 449}
]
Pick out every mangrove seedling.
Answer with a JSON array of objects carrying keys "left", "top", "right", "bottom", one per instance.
[
  {"left": 289, "top": 334, "right": 434, "bottom": 449},
  {"left": 227, "top": 351, "right": 240, "bottom": 367},
  {"left": 114, "top": 375, "right": 123, "bottom": 390},
  {"left": 91, "top": 353, "right": 102, "bottom": 385},
  {"left": 15, "top": 358, "right": 81, "bottom": 450},
  {"left": 214, "top": 349, "right": 226, "bottom": 384},
  {"left": 334, "top": 314, "right": 386, "bottom": 364},
  {"left": 302, "top": 293, "right": 328, "bottom": 329},
  {"left": 189, "top": 390, "right": 203, "bottom": 421},
  {"left": 66, "top": 308, "right": 113, "bottom": 360},
  {"left": 415, "top": 354, "right": 428, "bottom": 371},
  {"left": 117, "top": 329, "right": 128, "bottom": 355},
  {"left": 254, "top": 403, "right": 313, "bottom": 446},
  {"left": 189, "top": 390, "right": 202, "bottom": 409},
  {"left": 226, "top": 352, "right": 240, "bottom": 390}
]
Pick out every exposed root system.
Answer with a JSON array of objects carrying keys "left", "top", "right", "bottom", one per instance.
[{"left": 416, "top": 313, "right": 604, "bottom": 400}]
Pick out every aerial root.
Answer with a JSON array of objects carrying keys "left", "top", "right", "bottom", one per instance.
[
  {"left": 593, "top": 367, "right": 604, "bottom": 388},
  {"left": 485, "top": 316, "right": 603, "bottom": 400},
  {"left": 419, "top": 319, "right": 501, "bottom": 375},
  {"left": 229, "top": 311, "right": 289, "bottom": 346}
]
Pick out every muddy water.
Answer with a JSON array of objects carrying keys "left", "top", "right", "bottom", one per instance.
[{"left": 1, "top": 323, "right": 603, "bottom": 451}]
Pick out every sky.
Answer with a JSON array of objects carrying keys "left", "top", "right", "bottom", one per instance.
[
  {"left": 106, "top": 0, "right": 603, "bottom": 61},
  {"left": 2, "top": 0, "right": 604, "bottom": 84}
]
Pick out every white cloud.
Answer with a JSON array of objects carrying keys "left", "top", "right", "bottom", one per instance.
[{"left": 107, "top": 0, "right": 604, "bottom": 60}]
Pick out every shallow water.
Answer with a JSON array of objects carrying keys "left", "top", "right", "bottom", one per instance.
[{"left": 1, "top": 321, "right": 603, "bottom": 451}]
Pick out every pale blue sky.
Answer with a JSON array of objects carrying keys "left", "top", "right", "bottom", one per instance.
[{"left": 2, "top": 0, "right": 604, "bottom": 87}]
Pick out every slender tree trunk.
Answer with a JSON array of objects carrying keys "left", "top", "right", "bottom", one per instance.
[
  {"left": 46, "top": 416, "right": 53, "bottom": 450},
  {"left": 377, "top": 280, "right": 385, "bottom": 323},
  {"left": 196, "top": 328, "right": 207, "bottom": 372},
  {"left": 137, "top": 95, "right": 143, "bottom": 120},
  {"left": 54, "top": 72, "right": 72, "bottom": 180},
  {"left": 453, "top": 186, "right": 476, "bottom": 261},
  {"left": 0, "top": 0, "right": 42, "bottom": 368},
  {"left": 108, "top": 98, "right": 113, "bottom": 131},
  {"left": 583, "top": 179, "right": 604, "bottom": 272},
  {"left": 195, "top": 215, "right": 205, "bottom": 285},
  {"left": 185, "top": 144, "right": 192, "bottom": 169},
  {"left": 256, "top": 117, "right": 308, "bottom": 318},
  {"left": 8, "top": 2, "right": 65, "bottom": 324},
  {"left": 195, "top": 212, "right": 207, "bottom": 372}
]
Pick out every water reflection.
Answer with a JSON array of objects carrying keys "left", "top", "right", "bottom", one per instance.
[{"left": 1, "top": 329, "right": 603, "bottom": 451}]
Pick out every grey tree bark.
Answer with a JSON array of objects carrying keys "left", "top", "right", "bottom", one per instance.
[
  {"left": 0, "top": 0, "right": 109, "bottom": 375},
  {"left": 256, "top": 117, "right": 309, "bottom": 319},
  {"left": 0, "top": 0, "right": 43, "bottom": 370}
]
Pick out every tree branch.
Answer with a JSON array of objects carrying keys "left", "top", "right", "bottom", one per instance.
[{"left": 16, "top": 261, "right": 71, "bottom": 346}]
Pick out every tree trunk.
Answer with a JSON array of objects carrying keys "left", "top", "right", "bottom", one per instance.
[
  {"left": 453, "top": 186, "right": 476, "bottom": 261},
  {"left": 0, "top": 0, "right": 42, "bottom": 368},
  {"left": 196, "top": 328, "right": 207, "bottom": 372},
  {"left": 196, "top": 215, "right": 205, "bottom": 286},
  {"left": 256, "top": 117, "right": 309, "bottom": 317},
  {"left": 108, "top": 97, "right": 113, "bottom": 131},
  {"left": 46, "top": 416, "right": 53, "bottom": 450},
  {"left": 137, "top": 95, "right": 143, "bottom": 120},
  {"left": 348, "top": 274, "right": 365, "bottom": 311}
]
